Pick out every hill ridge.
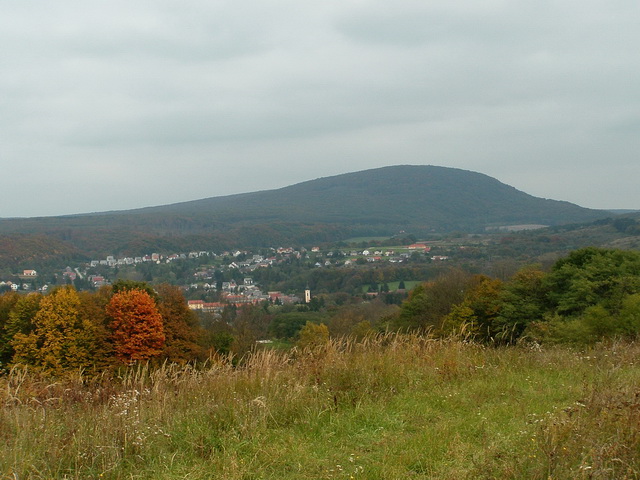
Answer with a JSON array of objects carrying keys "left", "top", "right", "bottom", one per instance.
[{"left": 0, "top": 165, "right": 609, "bottom": 257}]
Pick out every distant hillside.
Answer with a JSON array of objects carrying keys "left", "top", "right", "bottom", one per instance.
[
  {"left": 0, "top": 234, "right": 85, "bottom": 272},
  {"left": 130, "top": 165, "right": 603, "bottom": 223},
  {"left": 0, "top": 165, "right": 610, "bottom": 257}
]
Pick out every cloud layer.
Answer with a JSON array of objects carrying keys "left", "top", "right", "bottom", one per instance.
[{"left": 2, "top": 1, "right": 639, "bottom": 217}]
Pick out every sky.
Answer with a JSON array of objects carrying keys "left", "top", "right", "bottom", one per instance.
[{"left": 1, "top": 0, "right": 639, "bottom": 218}]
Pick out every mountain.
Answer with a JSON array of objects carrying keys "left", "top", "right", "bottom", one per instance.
[{"left": 0, "top": 165, "right": 611, "bottom": 258}]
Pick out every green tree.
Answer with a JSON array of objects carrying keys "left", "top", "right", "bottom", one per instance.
[
  {"left": 545, "top": 247, "right": 640, "bottom": 317},
  {"left": 395, "top": 269, "right": 472, "bottom": 332},
  {"left": 493, "top": 267, "right": 548, "bottom": 342},
  {"left": 517, "top": 248, "right": 640, "bottom": 344},
  {"left": 441, "top": 276, "right": 504, "bottom": 342},
  {"left": 112, "top": 279, "right": 157, "bottom": 299},
  {"left": 269, "top": 311, "right": 326, "bottom": 339}
]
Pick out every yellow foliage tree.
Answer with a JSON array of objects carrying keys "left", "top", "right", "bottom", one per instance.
[
  {"left": 12, "top": 287, "right": 99, "bottom": 374},
  {"left": 296, "top": 321, "right": 329, "bottom": 350}
]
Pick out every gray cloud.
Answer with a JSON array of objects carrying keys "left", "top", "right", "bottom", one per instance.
[{"left": 1, "top": 0, "right": 639, "bottom": 217}]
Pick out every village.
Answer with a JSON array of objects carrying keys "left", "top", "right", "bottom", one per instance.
[{"left": 0, "top": 242, "right": 450, "bottom": 310}]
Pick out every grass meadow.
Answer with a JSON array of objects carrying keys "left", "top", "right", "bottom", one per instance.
[{"left": 2, "top": 335, "right": 640, "bottom": 479}]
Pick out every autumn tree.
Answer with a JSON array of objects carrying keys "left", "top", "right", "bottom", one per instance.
[
  {"left": 77, "top": 287, "right": 115, "bottom": 368},
  {"left": 12, "top": 287, "right": 99, "bottom": 374},
  {"left": 106, "top": 289, "right": 165, "bottom": 364},
  {"left": 0, "top": 292, "right": 24, "bottom": 363},
  {"left": 155, "top": 284, "right": 203, "bottom": 363},
  {"left": 296, "top": 321, "right": 329, "bottom": 350}
]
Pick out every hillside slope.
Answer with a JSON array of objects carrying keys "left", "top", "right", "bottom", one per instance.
[
  {"left": 0, "top": 165, "right": 609, "bottom": 256},
  {"left": 130, "top": 165, "right": 605, "bottom": 227}
]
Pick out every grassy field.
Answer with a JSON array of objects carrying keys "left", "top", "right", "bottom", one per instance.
[{"left": 2, "top": 336, "right": 640, "bottom": 479}]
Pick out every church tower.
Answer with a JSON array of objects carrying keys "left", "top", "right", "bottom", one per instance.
[{"left": 304, "top": 287, "right": 311, "bottom": 304}]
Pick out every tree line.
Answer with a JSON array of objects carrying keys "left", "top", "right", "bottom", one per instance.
[
  {"left": 2, "top": 247, "right": 639, "bottom": 376},
  {"left": 0, "top": 281, "right": 203, "bottom": 375},
  {"left": 392, "top": 247, "right": 640, "bottom": 344}
]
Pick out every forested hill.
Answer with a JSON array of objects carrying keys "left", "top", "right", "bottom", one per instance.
[
  {"left": 131, "top": 165, "right": 604, "bottom": 228},
  {"left": 0, "top": 165, "right": 609, "bottom": 257}
]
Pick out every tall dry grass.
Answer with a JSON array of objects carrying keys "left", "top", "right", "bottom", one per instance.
[{"left": 1, "top": 335, "right": 639, "bottom": 479}]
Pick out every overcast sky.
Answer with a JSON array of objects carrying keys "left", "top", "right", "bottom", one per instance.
[{"left": 1, "top": 1, "right": 639, "bottom": 218}]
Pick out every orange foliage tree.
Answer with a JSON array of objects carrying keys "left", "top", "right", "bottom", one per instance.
[{"left": 106, "top": 289, "right": 165, "bottom": 364}]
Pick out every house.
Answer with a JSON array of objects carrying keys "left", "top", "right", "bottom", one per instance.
[
  {"left": 202, "top": 302, "right": 225, "bottom": 314},
  {"left": 408, "top": 243, "right": 431, "bottom": 252},
  {"left": 188, "top": 300, "right": 205, "bottom": 310},
  {"left": 62, "top": 268, "right": 77, "bottom": 281},
  {"left": 90, "top": 275, "right": 106, "bottom": 287},
  {"left": 22, "top": 269, "right": 37, "bottom": 277},
  {"left": 221, "top": 280, "right": 237, "bottom": 291}
]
